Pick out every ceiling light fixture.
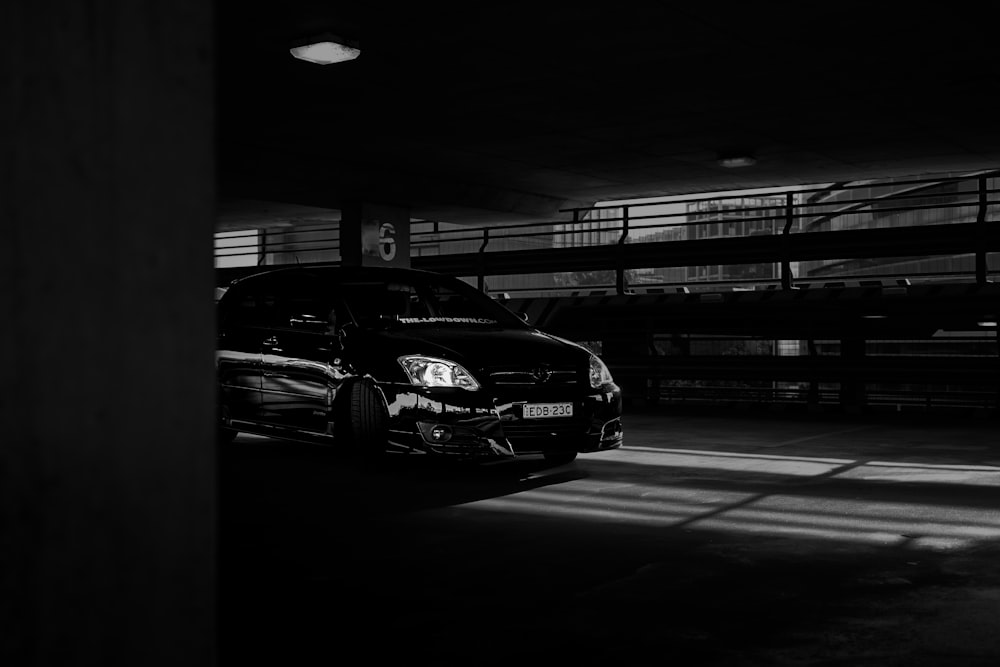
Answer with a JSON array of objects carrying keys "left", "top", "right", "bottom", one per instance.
[{"left": 290, "top": 34, "right": 360, "bottom": 65}]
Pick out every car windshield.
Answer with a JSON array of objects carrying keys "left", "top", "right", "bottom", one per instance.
[{"left": 339, "top": 274, "right": 527, "bottom": 330}]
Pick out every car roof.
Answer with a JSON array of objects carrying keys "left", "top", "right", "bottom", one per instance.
[{"left": 226, "top": 264, "right": 452, "bottom": 290}]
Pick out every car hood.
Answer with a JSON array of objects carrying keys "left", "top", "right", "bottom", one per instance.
[{"left": 355, "top": 326, "right": 593, "bottom": 376}]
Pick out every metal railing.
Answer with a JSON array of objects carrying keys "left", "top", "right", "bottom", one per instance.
[
  {"left": 216, "top": 171, "right": 1000, "bottom": 294},
  {"left": 409, "top": 171, "right": 1000, "bottom": 293}
]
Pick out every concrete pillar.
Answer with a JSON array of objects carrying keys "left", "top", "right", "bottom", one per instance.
[
  {"left": 1, "top": 3, "right": 215, "bottom": 666},
  {"left": 340, "top": 201, "right": 411, "bottom": 268}
]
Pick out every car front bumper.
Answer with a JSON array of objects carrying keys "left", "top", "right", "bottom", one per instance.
[{"left": 380, "top": 382, "right": 623, "bottom": 460}]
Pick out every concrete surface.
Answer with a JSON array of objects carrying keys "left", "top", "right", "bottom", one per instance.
[{"left": 219, "top": 407, "right": 1000, "bottom": 666}]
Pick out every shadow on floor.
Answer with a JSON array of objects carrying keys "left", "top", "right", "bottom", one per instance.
[{"left": 218, "top": 411, "right": 1000, "bottom": 666}]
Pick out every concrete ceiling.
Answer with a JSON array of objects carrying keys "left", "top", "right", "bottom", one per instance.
[{"left": 217, "top": 2, "right": 1000, "bottom": 228}]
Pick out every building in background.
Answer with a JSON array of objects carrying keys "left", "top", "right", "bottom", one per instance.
[
  {"left": 797, "top": 171, "right": 999, "bottom": 283},
  {"left": 554, "top": 207, "right": 621, "bottom": 248},
  {"left": 682, "top": 195, "right": 793, "bottom": 285}
]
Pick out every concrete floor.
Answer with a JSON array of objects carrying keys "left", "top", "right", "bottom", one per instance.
[{"left": 219, "top": 407, "right": 1000, "bottom": 666}]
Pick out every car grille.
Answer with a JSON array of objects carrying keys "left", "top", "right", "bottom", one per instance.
[
  {"left": 486, "top": 364, "right": 581, "bottom": 387},
  {"left": 500, "top": 418, "right": 593, "bottom": 453}
]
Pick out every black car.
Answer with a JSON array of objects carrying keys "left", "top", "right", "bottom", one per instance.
[{"left": 216, "top": 265, "right": 623, "bottom": 463}]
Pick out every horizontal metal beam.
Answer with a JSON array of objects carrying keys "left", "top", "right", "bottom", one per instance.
[{"left": 412, "top": 221, "right": 1000, "bottom": 277}]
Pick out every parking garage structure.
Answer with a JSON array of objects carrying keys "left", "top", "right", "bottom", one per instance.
[{"left": 6, "top": 3, "right": 1000, "bottom": 666}]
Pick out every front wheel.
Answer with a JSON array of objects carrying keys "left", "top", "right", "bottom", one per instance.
[{"left": 348, "top": 378, "right": 389, "bottom": 462}]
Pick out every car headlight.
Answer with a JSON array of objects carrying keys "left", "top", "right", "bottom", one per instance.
[
  {"left": 398, "top": 355, "right": 481, "bottom": 391},
  {"left": 589, "top": 354, "right": 614, "bottom": 388}
]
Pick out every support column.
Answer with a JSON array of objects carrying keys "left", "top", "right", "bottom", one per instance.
[
  {"left": 1, "top": 3, "right": 215, "bottom": 666},
  {"left": 340, "top": 202, "right": 411, "bottom": 268}
]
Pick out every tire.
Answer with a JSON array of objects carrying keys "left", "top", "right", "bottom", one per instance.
[
  {"left": 543, "top": 451, "right": 578, "bottom": 466},
  {"left": 349, "top": 378, "right": 389, "bottom": 461}
]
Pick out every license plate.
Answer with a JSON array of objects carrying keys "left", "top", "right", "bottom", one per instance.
[{"left": 523, "top": 402, "right": 573, "bottom": 419}]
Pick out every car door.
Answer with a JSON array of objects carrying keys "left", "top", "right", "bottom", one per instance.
[
  {"left": 258, "top": 284, "right": 349, "bottom": 434},
  {"left": 216, "top": 284, "right": 275, "bottom": 423}
]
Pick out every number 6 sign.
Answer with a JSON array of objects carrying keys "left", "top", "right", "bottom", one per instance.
[
  {"left": 378, "top": 222, "right": 396, "bottom": 261},
  {"left": 345, "top": 203, "right": 410, "bottom": 268}
]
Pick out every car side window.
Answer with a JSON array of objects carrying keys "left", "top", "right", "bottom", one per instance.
[
  {"left": 220, "top": 285, "right": 285, "bottom": 330},
  {"left": 220, "top": 275, "right": 342, "bottom": 335},
  {"left": 282, "top": 291, "right": 341, "bottom": 335}
]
